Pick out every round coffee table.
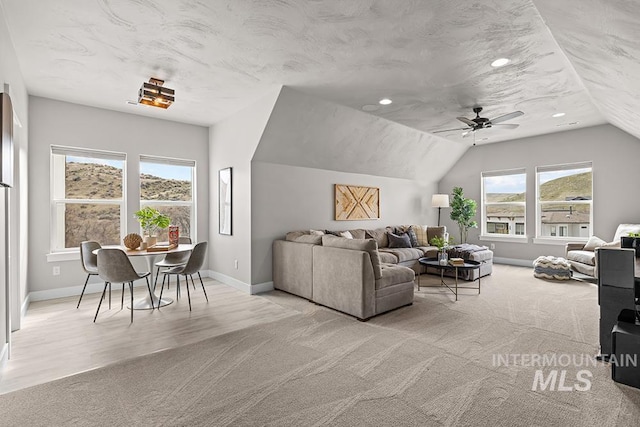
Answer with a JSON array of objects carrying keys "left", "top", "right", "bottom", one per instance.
[{"left": 418, "top": 257, "right": 481, "bottom": 301}]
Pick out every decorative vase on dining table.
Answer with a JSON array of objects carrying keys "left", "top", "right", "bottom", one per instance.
[{"left": 145, "top": 235, "right": 157, "bottom": 248}]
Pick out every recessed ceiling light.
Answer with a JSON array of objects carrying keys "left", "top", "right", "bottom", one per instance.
[
  {"left": 362, "top": 104, "right": 380, "bottom": 112},
  {"left": 379, "top": 98, "right": 392, "bottom": 105},
  {"left": 552, "top": 112, "right": 565, "bottom": 118},
  {"left": 491, "top": 58, "right": 510, "bottom": 67}
]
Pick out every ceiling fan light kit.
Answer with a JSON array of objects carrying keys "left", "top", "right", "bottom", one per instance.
[{"left": 138, "top": 78, "right": 175, "bottom": 109}]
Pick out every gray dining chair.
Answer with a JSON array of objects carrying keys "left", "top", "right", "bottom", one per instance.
[
  {"left": 78, "top": 241, "right": 101, "bottom": 308},
  {"left": 95, "top": 248, "right": 153, "bottom": 323},
  {"left": 158, "top": 242, "right": 208, "bottom": 311},
  {"left": 153, "top": 236, "right": 192, "bottom": 291}
]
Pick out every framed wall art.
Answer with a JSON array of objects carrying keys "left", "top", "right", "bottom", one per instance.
[
  {"left": 335, "top": 184, "right": 380, "bottom": 221},
  {"left": 219, "top": 167, "right": 232, "bottom": 235}
]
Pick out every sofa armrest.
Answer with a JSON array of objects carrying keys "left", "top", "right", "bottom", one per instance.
[
  {"left": 565, "top": 242, "right": 586, "bottom": 256},
  {"left": 312, "top": 246, "right": 376, "bottom": 320},
  {"left": 273, "top": 240, "right": 315, "bottom": 299}
]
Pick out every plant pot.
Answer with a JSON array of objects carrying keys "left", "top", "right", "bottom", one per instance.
[{"left": 145, "top": 235, "right": 157, "bottom": 248}]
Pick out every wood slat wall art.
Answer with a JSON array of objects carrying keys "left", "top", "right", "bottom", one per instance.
[{"left": 335, "top": 184, "right": 380, "bottom": 220}]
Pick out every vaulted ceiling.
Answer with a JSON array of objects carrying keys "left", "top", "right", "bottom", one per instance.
[{"left": 1, "top": 0, "right": 637, "bottom": 145}]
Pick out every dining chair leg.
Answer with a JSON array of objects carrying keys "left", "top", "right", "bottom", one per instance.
[
  {"left": 194, "top": 274, "right": 208, "bottom": 302},
  {"left": 121, "top": 283, "right": 125, "bottom": 309},
  {"left": 94, "top": 282, "right": 109, "bottom": 322},
  {"left": 158, "top": 274, "right": 167, "bottom": 309},
  {"left": 129, "top": 281, "right": 134, "bottom": 323},
  {"left": 176, "top": 275, "right": 181, "bottom": 300},
  {"left": 77, "top": 274, "right": 92, "bottom": 308},
  {"left": 108, "top": 282, "right": 112, "bottom": 309},
  {"left": 145, "top": 277, "right": 154, "bottom": 310},
  {"left": 153, "top": 267, "right": 160, "bottom": 291},
  {"left": 185, "top": 275, "right": 192, "bottom": 311}
]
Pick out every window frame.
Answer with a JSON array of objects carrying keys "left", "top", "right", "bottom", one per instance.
[
  {"left": 534, "top": 161, "right": 593, "bottom": 244},
  {"left": 49, "top": 145, "right": 127, "bottom": 253},
  {"left": 480, "top": 168, "right": 528, "bottom": 242},
  {"left": 139, "top": 154, "right": 196, "bottom": 241}
]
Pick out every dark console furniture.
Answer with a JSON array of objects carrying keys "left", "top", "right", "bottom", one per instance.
[
  {"left": 611, "top": 309, "right": 640, "bottom": 389},
  {"left": 596, "top": 248, "right": 639, "bottom": 358}
]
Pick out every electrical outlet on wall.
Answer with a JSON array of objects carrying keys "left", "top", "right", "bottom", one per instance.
[
  {"left": 490, "top": 243, "right": 496, "bottom": 250},
  {"left": 52, "top": 266, "right": 60, "bottom": 276},
  {"left": 234, "top": 259, "right": 238, "bottom": 269}
]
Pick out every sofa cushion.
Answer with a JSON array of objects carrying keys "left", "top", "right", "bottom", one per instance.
[
  {"left": 285, "top": 231, "right": 322, "bottom": 245},
  {"left": 411, "top": 225, "right": 428, "bottom": 246},
  {"left": 365, "top": 227, "right": 392, "bottom": 248},
  {"left": 566, "top": 250, "right": 596, "bottom": 266},
  {"left": 388, "top": 232, "right": 411, "bottom": 248},
  {"left": 322, "top": 235, "right": 382, "bottom": 279},
  {"left": 427, "top": 226, "right": 446, "bottom": 245},
  {"left": 378, "top": 251, "right": 398, "bottom": 264},
  {"left": 583, "top": 235, "right": 606, "bottom": 252},
  {"left": 347, "top": 229, "right": 366, "bottom": 239},
  {"left": 376, "top": 264, "right": 415, "bottom": 290},
  {"left": 380, "top": 247, "right": 424, "bottom": 263},
  {"left": 405, "top": 227, "right": 419, "bottom": 247}
]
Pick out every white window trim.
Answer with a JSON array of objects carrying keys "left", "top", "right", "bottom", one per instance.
[
  {"left": 535, "top": 162, "right": 593, "bottom": 240},
  {"left": 481, "top": 168, "right": 527, "bottom": 238},
  {"left": 49, "top": 146, "right": 127, "bottom": 253},
  {"left": 139, "top": 155, "right": 196, "bottom": 239}
]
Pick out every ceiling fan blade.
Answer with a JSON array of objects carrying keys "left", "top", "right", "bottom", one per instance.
[
  {"left": 489, "top": 111, "right": 524, "bottom": 124},
  {"left": 491, "top": 123, "right": 519, "bottom": 129},
  {"left": 432, "top": 127, "right": 469, "bottom": 134},
  {"left": 462, "top": 130, "right": 474, "bottom": 138},
  {"left": 456, "top": 116, "right": 476, "bottom": 126}
]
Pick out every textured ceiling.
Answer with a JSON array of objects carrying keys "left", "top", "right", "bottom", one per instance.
[{"left": 2, "top": 0, "right": 635, "bottom": 144}]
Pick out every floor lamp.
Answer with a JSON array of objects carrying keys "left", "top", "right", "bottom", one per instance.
[{"left": 432, "top": 194, "right": 449, "bottom": 226}]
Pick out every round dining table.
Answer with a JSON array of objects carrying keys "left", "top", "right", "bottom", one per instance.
[{"left": 94, "top": 243, "right": 194, "bottom": 310}]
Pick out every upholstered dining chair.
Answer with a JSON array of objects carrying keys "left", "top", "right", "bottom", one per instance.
[
  {"left": 95, "top": 248, "right": 153, "bottom": 323},
  {"left": 153, "top": 236, "right": 193, "bottom": 291},
  {"left": 158, "top": 242, "right": 208, "bottom": 311},
  {"left": 78, "top": 241, "right": 101, "bottom": 308}
]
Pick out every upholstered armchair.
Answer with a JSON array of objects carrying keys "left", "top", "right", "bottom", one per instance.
[{"left": 566, "top": 224, "right": 640, "bottom": 278}]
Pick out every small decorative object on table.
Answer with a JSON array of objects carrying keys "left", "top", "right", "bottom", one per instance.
[
  {"left": 123, "top": 233, "right": 143, "bottom": 250},
  {"left": 168, "top": 225, "right": 180, "bottom": 246},
  {"left": 449, "top": 257, "right": 464, "bottom": 267},
  {"left": 134, "top": 206, "right": 171, "bottom": 248},
  {"left": 430, "top": 235, "right": 453, "bottom": 266}
]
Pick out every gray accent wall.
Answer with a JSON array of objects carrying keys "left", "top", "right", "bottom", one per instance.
[
  {"left": 438, "top": 124, "right": 640, "bottom": 262},
  {"left": 251, "top": 162, "right": 436, "bottom": 284},
  {"left": 28, "top": 97, "right": 209, "bottom": 293}
]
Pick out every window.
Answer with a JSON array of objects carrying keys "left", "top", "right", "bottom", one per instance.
[
  {"left": 536, "top": 162, "right": 592, "bottom": 239},
  {"left": 140, "top": 155, "right": 195, "bottom": 242},
  {"left": 481, "top": 169, "right": 526, "bottom": 237},
  {"left": 51, "top": 146, "right": 126, "bottom": 251}
]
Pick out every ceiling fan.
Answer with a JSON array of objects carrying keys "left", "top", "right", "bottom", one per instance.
[{"left": 433, "top": 106, "right": 524, "bottom": 138}]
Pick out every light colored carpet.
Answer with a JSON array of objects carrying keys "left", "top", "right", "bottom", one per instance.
[{"left": 1, "top": 265, "right": 639, "bottom": 426}]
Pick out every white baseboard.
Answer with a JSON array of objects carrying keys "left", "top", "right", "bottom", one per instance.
[
  {"left": 0, "top": 343, "right": 8, "bottom": 377},
  {"left": 205, "top": 270, "right": 274, "bottom": 295},
  {"left": 21, "top": 294, "right": 30, "bottom": 318},
  {"left": 493, "top": 257, "right": 534, "bottom": 268},
  {"left": 29, "top": 279, "right": 148, "bottom": 302}
]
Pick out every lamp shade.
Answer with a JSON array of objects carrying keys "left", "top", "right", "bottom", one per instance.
[{"left": 431, "top": 194, "right": 449, "bottom": 208}]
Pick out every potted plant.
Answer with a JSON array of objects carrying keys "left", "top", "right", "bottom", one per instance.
[
  {"left": 134, "top": 206, "right": 171, "bottom": 247},
  {"left": 449, "top": 186, "right": 478, "bottom": 244},
  {"left": 430, "top": 235, "right": 453, "bottom": 265}
]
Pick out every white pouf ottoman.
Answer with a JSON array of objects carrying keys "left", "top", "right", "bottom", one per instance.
[{"left": 533, "top": 256, "right": 572, "bottom": 280}]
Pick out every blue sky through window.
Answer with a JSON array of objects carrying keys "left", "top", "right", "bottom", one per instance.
[{"left": 485, "top": 174, "right": 526, "bottom": 194}]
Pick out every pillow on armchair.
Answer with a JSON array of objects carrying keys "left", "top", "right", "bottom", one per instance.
[{"left": 583, "top": 235, "right": 606, "bottom": 252}]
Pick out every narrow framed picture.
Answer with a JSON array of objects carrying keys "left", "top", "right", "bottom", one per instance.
[{"left": 219, "top": 167, "right": 232, "bottom": 235}]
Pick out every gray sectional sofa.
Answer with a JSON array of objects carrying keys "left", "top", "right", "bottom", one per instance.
[{"left": 272, "top": 225, "right": 492, "bottom": 320}]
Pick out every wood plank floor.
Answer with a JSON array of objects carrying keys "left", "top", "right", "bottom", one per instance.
[{"left": 0, "top": 278, "right": 299, "bottom": 394}]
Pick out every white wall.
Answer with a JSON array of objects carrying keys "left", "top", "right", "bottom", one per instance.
[
  {"left": 251, "top": 162, "right": 436, "bottom": 284},
  {"left": 208, "top": 88, "right": 281, "bottom": 290},
  {"left": 439, "top": 124, "right": 640, "bottom": 262},
  {"left": 0, "top": 1, "right": 29, "bottom": 358},
  {"left": 28, "top": 97, "right": 209, "bottom": 294}
]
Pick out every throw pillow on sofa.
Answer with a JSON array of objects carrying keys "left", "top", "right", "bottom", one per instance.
[
  {"left": 365, "top": 227, "right": 392, "bottom": 248},
  {"left": 583, "top": 235, "right": 606, "bottom": 251},
  {"left": 388, "top": 232, "right": 411, "bottom": 248}
]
